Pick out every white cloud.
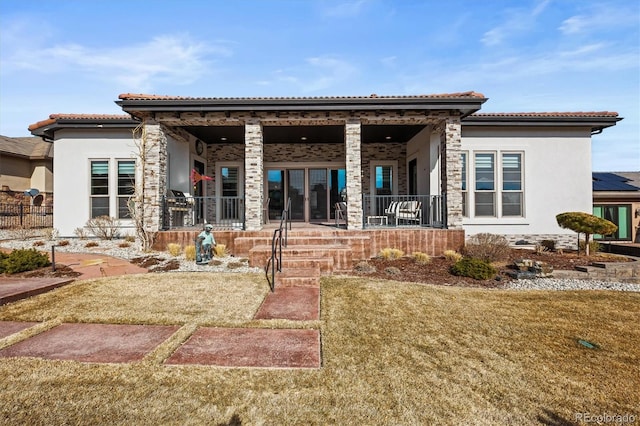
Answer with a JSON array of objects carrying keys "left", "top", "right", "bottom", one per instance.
[
  {"left": 481, "top": 0, "right": 551, "bottom": 46},
  {"left": 2, "top": 32, "right": 230, "bottom": 92},
  {"left": 268, "top": 56, "right": 359, "bottom": 93},
  {"left": 320, "top": 0, "right": 370, "bottom": 17},
  {"left": 559, "top": 5, "right": 639, "bottom": 35}
]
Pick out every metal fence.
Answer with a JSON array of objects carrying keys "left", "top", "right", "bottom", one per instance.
[
  {"left": 0, "top": 203, "right": 53, "bottom": 229},
  {"left": 362, "top": 194, "right": 446, "bottom": 229},
  {"left": 162, "top": 196, "right": 245, "bottom": 230}
]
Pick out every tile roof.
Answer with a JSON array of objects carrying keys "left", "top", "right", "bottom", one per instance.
[
  {"left": 0, "top": 135, "right": 53, "bottom": 159},
  {"left": 471, "top": 111, "right": 619, "bottom": 118},
  {"left": 118, "top": 91, "right": 487, "bottom": 101},
  {"left": 593, "top": 172, "right": 640, "bottom": 191},
  {"left": 28, "top": 114, "right": 135, "bottom": 132}
]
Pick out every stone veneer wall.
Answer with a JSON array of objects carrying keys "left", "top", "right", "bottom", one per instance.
[
  {"left": 345, "top": 120, "right": 363, "bottom": 229},
  {"left": 443, "top": 116, "right": 463, "bottom": 229},
  {"left": 263, "top": 143, "right": 345, "bottom": 162},
  {"left": 361, "top": 143, "right": 407, "bottom": 194},
  {"left": 142, "top": 123, "right": 168, "bottom": 232},
  {"left": 501, "top": 234, "right": 582, "bottom": 250},
  {"left": 244, "top": 120, "right": 263, "bottom": 230}
]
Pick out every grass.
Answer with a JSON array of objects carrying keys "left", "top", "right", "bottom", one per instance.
[{"left": 0, "top": 274, "right": 638, "bottom": 425}]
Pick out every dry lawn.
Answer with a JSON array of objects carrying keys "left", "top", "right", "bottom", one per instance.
[{"left": 0, "top": 274, "right": 638, "bottom": 425}]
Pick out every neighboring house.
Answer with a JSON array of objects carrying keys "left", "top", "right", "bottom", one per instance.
[
  {"left": 592, "top": 172, "right": 640, "bottom": 243},
  {"left": 28, "top": 92, "right": 622, "bottom": 249},
  {"left": 0, "top": 135, "right": 53, "bottom": 206}
]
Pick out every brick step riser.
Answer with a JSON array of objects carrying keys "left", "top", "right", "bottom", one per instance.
[
  {"left": 249, "top": 249, "right": 352, "bottom": 272},
  {"left": 235, "top": 236, "right": 369, "bottom": 258},
  {"left": 277, "top": 277, "right": 320, "bottom": 287},
  {"left": 252, "top": 255, "right": 336, "bottom": 273}
]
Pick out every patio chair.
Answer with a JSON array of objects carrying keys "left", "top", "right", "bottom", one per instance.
[
  {"left": 395, "top": 201, "right": 422, "bottom": 226},
  {"left": 335, "top": 202, "right": 347, "bottom": 227}
]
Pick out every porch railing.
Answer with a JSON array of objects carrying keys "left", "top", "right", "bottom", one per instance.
[
  {"left": 0, "top": 203, "right": 53, "bottom": 229},
  {"left": 362, "top": 194, "right": 446, "bottom": 229},
  {"left": 265, "top": 197, "right": 291, "bottom": 292},
  {"left": 161, "top": 195, "right": 245, "bottom": 230}
]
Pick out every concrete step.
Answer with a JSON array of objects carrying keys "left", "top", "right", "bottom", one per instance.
[{"left": 235, "top": 235, "right": 370, "bottom": 259}]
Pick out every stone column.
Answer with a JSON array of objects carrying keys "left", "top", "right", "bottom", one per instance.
[
  {"left": 442, "top": 115, "right": 463, "bottom": 229},
  {"left": 345, "top": 119, "right": 363, "bottom": 230},
  {"left": 244, "top": 119, "right": 264, "bottom": 230},
  {"left": 140, "top": 122, "right": 167, "bottom": 233}
]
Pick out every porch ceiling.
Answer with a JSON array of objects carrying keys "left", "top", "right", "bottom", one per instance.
[{"left": 184, "top": 124, "right": 426, "bottom": 145}]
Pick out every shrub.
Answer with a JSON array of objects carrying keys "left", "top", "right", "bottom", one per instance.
[
  {"left": 118, "top": 242, "right": 130, "bottom": 248},
  {"left": 125, "top": 235, "right": 136, "bottom": 243},
  {"left": 58, "top": 240, "right": 70, "bottom": 246},
  {"left": 85, "top": 216, "right": 120, "bottom": 240},
  {"left": 379, "top": 248, "right": 404, "bottom": 260},
  {"left": 167, "top": 243, "right": 182, "bottom": 257},
  {"left": 540, "top": 240, "right": 556, "bottom": 252},
  {"left": 213, "top": 244, "right": 228, "bottom": 257},
  {"left": 443, "top": 250, "right": 463, "bottom": 262},
  {"left": 32, "top": 241, "right": 45, "bottom": 247},
  {"left": 44, "top": 228, "right": 59, "bottom": 241},
  {"left": 463, "top": 233, "right": 511, "bottom": 262},
  {"left": 450, "top": 257, "right": 497, "bottom": 280},
  {"left": 579, "top": 240, "right": 601, "bottom": 255},
  {"left": 413, "top": 252, "right": 431, "bottom": 265},
  {"left": 354, "top": 261, "right": 376, "bottom": 273},
  {"left": 85, "top": 241, "right": 99, "bottom": 248},
  {"left": 384, "top": 266, "right": 401, "bottom": 276},
  {"left": 556, "top": 212, "right": 617, "bottom": 256},
  {"left": 0, "top": 248, "right": 51, "bottom": 274},
  {"left": 184, "top": 245, "right": 196, "bottom": 261},
  {"left": 74, "top": 227, "right": 88, "bottom": 239}
]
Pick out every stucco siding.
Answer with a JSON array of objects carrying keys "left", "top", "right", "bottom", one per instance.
[
  {"left": 461, "top": 126, "right": 593, "bottom": 240},
  {"left": 53, "top": 129, "right": 137, "bottom": 237}
]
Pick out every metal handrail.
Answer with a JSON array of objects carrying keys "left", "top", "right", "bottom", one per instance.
[{"left": 265, "top": 197, "right": 291, "bottom": 292}]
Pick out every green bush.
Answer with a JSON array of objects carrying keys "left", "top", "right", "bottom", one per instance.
[
  {"left": 0, "top": 248, "right": 51, "bottom": 274},
  {"left": 450, "top": 257, "right": 496, "bottom": 280}
]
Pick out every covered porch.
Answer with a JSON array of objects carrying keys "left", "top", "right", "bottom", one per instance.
[{"left": 116, "top": 92, "right": 486, "bottom": 234}]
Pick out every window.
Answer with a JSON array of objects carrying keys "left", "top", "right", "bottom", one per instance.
[
  {"left": 375, "top": 165, "right": 393, "bottom": 196},
  {"left": 593, "top": 205, "right": 631, "bottom": 241},
  {"left": 501, "top": 153, "right": 522, "bottom": 216},
  {"left": 90, "top": 160, "right": 109, "bottom": 218},
  {"left": 461, "top": 152, "right": 468, "bottom": 217},
  {"left": 117, "top": 160, "right": 136, "bottom": 219},
  {"left": 474, "top": 153, "right": 495, "bottom": 216}
]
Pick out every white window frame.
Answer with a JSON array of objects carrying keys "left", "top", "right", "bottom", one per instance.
[
  {"left": 461, "top": 151, "right": 468, "bottom": 217},
  {"left": 500, "top": 152, "right": 524, "bottom": 217},
  {"left": 216, "top": 162, "right": 244, "bottom": 221},
  {"left": 473, "top": 152, "right": 496, "bottom": 217},
  {"left": 116, "top": 159, "right": 136, "bottom": 219},
  {"left": 89, "top": 159, "right": 110, "bottom": 218},
  {"left": 370, "top": 160, "right": 398, "bottom": 215}
]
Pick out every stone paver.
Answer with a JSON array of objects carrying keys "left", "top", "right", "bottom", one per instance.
[
  {"left": 166, "top": 327, "right": 321, "bottom": 368},
  {"left": 0, "top": 277, "right": 74, "bottom": 305},
  {"left": 0, "top": 323, "right": 179, "bottom": 363},
  {"left": 254, "top": 286, "right": 320, "bottom": 321},
  {"left": 0, "top": 321, "right": 39, "bottom": 339}
]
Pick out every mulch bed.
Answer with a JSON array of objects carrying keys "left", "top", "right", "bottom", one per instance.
[{"left": 354, "top": 249, "right": 630, "bottom": 288}]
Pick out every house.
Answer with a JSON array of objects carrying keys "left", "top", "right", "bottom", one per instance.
[
  {"left": 0, "top": 135, "right": 53, "bottom": 206},
  {"left": 592, "top": 172, "right": 640, "bottom": 243},
  {"left": 27, "top": 92, "right": 622, "bottom": 254}
]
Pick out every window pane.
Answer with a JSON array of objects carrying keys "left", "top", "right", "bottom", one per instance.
[
  {"left": 475, "top": 154, "right": 494, "bottom": 191},
  {"left": 502, "top": 153, "right": 522, "bottom": 191},
  {"left": 91, "top": 161, "right": 109, "bottom": 195},
  {"left": 475, "top": 192, "right": 495, "bottom": 216},
  {"left": 91, "top": 197, "right": 109, "bottom": 218},
  {"left": 222, "top": 167, "right": 239, "bottom": 197},
  {"left": 462, "top": 192, "right": 468, "bottom": 217},
  {"left": 375, "top": 165, "right": 393, "bottom": 195},
  {"left": 118, "top": 160, "right": 135, "bottom": 196},
  {"left": 502, "top": 192, "right": 522, "bottom": 216},
  {"left": 118, "top": 197, "right": 132, "bottom": 219},
  {"left": 461, "top": 153, "right": 467, "bottom": 191}
]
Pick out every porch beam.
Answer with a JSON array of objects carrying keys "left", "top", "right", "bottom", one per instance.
[
  {"left": 345, "top": 119, "right": 364, "bottom": 230},
  {"left": 244, "top": 119, "right": 264, "bottom": 230}
]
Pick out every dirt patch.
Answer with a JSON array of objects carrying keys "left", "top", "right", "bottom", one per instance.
[
  {"left": 2, "top": 264, "right": 81, "bottom": 279},
  {"left": 354, "top": 249, "right": 630, "bottom": 288}
]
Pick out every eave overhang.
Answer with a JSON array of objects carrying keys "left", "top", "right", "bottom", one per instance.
[{"left": 463, "top": 112, "right": 622, "bottom": 133}]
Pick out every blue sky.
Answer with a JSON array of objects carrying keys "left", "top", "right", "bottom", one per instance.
[{"left": 1, "top": 0, "right": 638, "bottom": 171}]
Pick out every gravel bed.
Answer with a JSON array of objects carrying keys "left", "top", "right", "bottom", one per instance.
[
  {"left": 0, "top": 232, "right": 262, "bottom": 274},
  {"left": 505, "top": 277, "right": 640, "bottom": 292}
]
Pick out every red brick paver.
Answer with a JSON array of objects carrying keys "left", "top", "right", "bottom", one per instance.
[{"left": 254, "top": 286, "right": 320, "bottom": 321}]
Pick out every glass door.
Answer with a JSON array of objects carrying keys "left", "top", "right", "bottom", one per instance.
[
  {"left": 267, "top": 169, "right": 285, "bottom": 221},
  {"left": 288, "top": 169, "right": 305, "bottom": 221},
  {"left": 309, "top": 169, "right": 328, "bottom": 221}
]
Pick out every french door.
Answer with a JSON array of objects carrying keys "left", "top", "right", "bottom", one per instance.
[{"left": 266, "top": 166, "right": 345, "bottom": 222}]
